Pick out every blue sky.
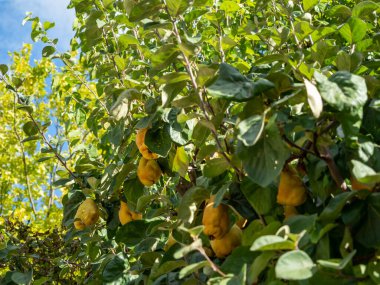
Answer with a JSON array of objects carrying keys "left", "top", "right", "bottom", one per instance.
[{"left": 0, "top": 0, "right": 75, "bottom": 63}]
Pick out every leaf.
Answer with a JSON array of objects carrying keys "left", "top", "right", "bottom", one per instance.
[
  {"left": 21, "top": 135, "right": 40, "bottom": 143},
  {"left": 356, "top": 194, "right": 380, "bottom": 248},
  {"left": 318, "top": 192, "right": 357, "bottom": 222},
  {"left": 11, "top": 271, "right": 33, "bottom": 284},
  {"left": 179, "top": 261, "right": 208, "bottom": 279},
  {"left": 238, "top": 116, "right": 290, "bottom": 187},
  {"left": 151, "top": 44, "right": 179, "bottom": 70},
  {"left": 304, "top": 78, "right": 323, "bottom": 118},
  {"left": 42, "top": 46, "right": 55, "bottom": 57},
  {"left": 102, "top": 254, "right": 127, "bottom": 282},
  {"left": 178, "top": 186, "right": 209, "bottom": 224},
  {"left": 241, "top": 178, "right": 276, "bottom": 215},
  {"left": 339, "top": 17, "right": 367, "bottom": 44},
  {"left": 352, "top": 1, "right": 380, "bottom": 18},
  {"left": 317, "top": 250, "right": 357, "bottom": 270},
  {"left": 207, "top": 63, "right": 275, "bottom": 102},
  {"left": 172, "top": 146, "right": 189, "bottom": 178},
  {"left": 275, "top": 250, "right": 315, "bottom": 280},
  {"left": 351, "top": 160, "right": 380, "bottom": 184},
  {"left": 0, "top": 64, "right": 8, "bottom": 75},
  {"left": 174, "top": 239, "right": 203, "bottom": 259},
  {"left": 203, "top": 157, "right": 230, "bottom": 178},
  {"left": 115, "top": 220, "right": 148, "bottom": 246},
  {"left": 128, "top": 0, "right": 162, "bottom": 22},
  {"left": 251, "top": 235, "right": 295, "bottom": 251},
  {"left": 22, "top": 121, "right": 39, "bottom": 136},
  {"left": 145, "top": 125, "right": 172, "bottom": 157},
  {"left": 151, "top": 260, "right": 188, "bottom": 279},
  {"left": 248, "top": 252, "right": 275, "bottom": 284},
  {"left": 166, "top": 0, "right": 189, "bottom": 16},
  {"left": 303, "top": 0, "right": 318, "bottom": 11},
  {"left": 237, "top": 114, "right": 265, "bottom": 146}
]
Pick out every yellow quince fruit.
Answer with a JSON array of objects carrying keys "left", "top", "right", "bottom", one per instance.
[
  {"left": 137, "top": 157, "right": 162, "bottom": 186},
  {"left": 210, "top": 224, "right": 242, "bottom": 258},
  {"left": 74, "top": 198, "right": 99, "bottom": 230},
  {"left": 202, "top": 195, "right": 230, "bottom": 239},
  {"left": 136, "top": 128, "right": 158, "bottom": 160},
  {"left": 119, "top": 201, "right": 142, "bottom": 225},
  {"left": 277, "top": 166, "right": 307, "bottom": 206}
]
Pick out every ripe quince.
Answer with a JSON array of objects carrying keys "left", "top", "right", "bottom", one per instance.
[
  {"left": 119, "top": 201, "right": 142, "bottom": 225},
  {"left": 350, "top": 176, "right": 374, "bottom": 191},
  {"left": 74, "top": 198, "right": 99, "bottom": 230},
  {"left": 202, "top": 195, "right": 230, "bottom": 239},
  {"left": 277, "top": 166, "right": 307, "bottom": 206},
  {"left": 136, "top": 128, "right": 158, "bottom": 160},
  {"left": 137, "top": 157, "right": 162, "bottom": 186},
  {"left": 210, "top": 224, "right": 242, "bottom": 258},
  {"left": 284, "top": 205, "right": 298, "bottom": 219}
]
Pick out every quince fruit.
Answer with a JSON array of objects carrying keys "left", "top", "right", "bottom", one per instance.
[
  {"left": 284, "top": 205, "right": 298, "bottom": 220},
  {"left": 74, "top": 198, "right": 99, "bottom": 230},
  {"left": 202, "top": 195, "right": 230, "bottom": 239},
  {"left": 210, "top": 224, "right": 242, "bottom": 258},
  {"left": 277, "top": 166, "right": 307, "bottom": 206},
  {"left": 136, "top": 128, "right": 158, "bottom": 160},
  {"left": 137, "top": 157, "right": 162, "bottom": 186},
  {"left": 119, "top": 201, "right": 142, "bottom": 225}
]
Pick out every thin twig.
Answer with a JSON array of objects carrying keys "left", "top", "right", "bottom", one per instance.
[
  {"left": 196, "top": 246, "right": 227, "bottom": 277},
  {"left": 12, "top": 94, "right": 37, "bottom": 217}
]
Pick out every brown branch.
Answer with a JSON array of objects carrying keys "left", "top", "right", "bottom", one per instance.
[
  {"left": 163, "top": 1, "right": 243, "bottom": 180},
  {"left": 12, "top": 94, "right": 37, "bottom": 217}
]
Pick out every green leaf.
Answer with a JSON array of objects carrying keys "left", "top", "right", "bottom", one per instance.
[
  {"left": 118, "top": 34, "right": 139, "bottom": 48},
  {"left": 11, "top": 271, "right": 33, "bottom": 284},
  {"left": 151, "top": 260, "right": 188, "bottom": 279},
  {"left": 102, "top": 254, "right": 127, "bottom": 282},
  {"left": 339, "top": 17, "right": 367, "bottom": 44},
  {"left": 151, "top": 44, "right": 179, "bottom": 70},
  {"left": 351, "top": 160, "right": 380, "bottom": 184},
  {"left": 115, "top": 220, "right": 148, "bottom": 246},
  {"left": 207, "top": 63, "right": 275, "bottom": 102},
  {"left": 166, "top": 0, "right": 189, "bottom": 16},
  {"left": 21, "top": 135, "right": 40, "bottom": 143},
  {"left": 356, "top": 194, "right": 380, "bottom": 248},
  {"left": 178, "top": 186, "right": 209, "bottom": 224},
  {"left": 128, "top": 0, "right": 162, "bottom": 22},
  {"left": 241, "top": 178, "right": 276, "bottom": 215},
  {"left": 179, "top": 261, "right": 208, "bottom": 279},
  {"left": 145, "top": 125, "right": 172, "bottom": 157},
  {"left": 172, "top": 146, "right": 189, "bottom": 178},
  {"left": 22, "top": 121, "right": 39, "bottom": 136},
  {"left": 352, "top": 1, "right": 380, "bottom": 18},
  {"left": 174, "top": 239, "right": 203, "bottom": 259},
  {"left": 248, "top": 252, "right": 276, "bottom": 284},
  {"left": 203, "top": 157, "right": 230, "bottom": 178},
  {"left": 303, "top": 0, "right": 318, "bottom": 11},
  {"left": 317, "top": 250, "right": 356, "bottom": 270},
  {"left": 238, "top": 117, "right": 290, "bottom": 187},
  {"left": 275, "top": 250, "right": 315, "bottom": 280},
  {"left": 318, "top": 192, "right": 357, "bottom": 223},
  {"left": 237, "top": 114, "right": 265, "bottom": 146},
  {"left": 0, "top": 64, "right": 8, "bottom": 75},
  {"left": 42, "top": 46, "right": 55, "bottom": 57},
  {"left": 251, "top": 235, "right": 295, "bottom": 251}
]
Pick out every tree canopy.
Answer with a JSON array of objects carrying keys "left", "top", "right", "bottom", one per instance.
[{"left": 1, "top": 0, "right": 380, "bottom": 284}]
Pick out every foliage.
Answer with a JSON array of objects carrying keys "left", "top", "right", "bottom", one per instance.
[{"left": 1, "top": 0, "right": 380, "bottom": 284}]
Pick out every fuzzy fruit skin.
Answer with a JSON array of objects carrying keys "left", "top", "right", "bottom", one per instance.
[
  {"left": 137, "top": 157, "right": 162, "bottom": 186},
  {"left": 350, "top": 176, "right": 374, "bottom": 191},
  {"left": 119, "top": 201, "right": 142, "bottom": 225},
  {"left": 284, "top": 205, "right": 298, "bottom": 219},
  {"left": 210, "top": 224, "right": 242, "bottom": 258},
  {"left": 74, "top": 198, "right": 99, "bottom": 230},
  {"left": 136, "top": 128, "right": 158, "bottom": 160},
  {"left": 277, "top": 167, "right": 307, "bottom": 206},
  {"left": 202, "top": 195, "right": 230, "bottom": 239}
]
